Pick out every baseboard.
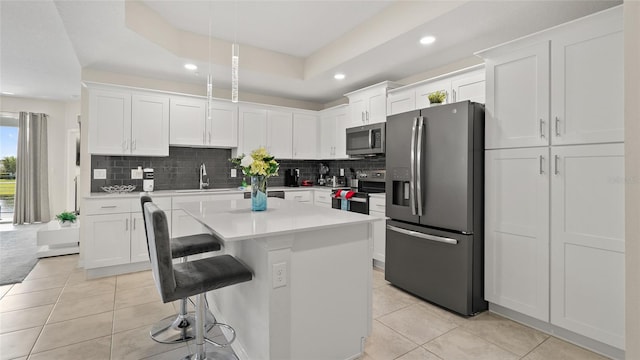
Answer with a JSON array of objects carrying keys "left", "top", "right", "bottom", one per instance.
[
  {"left": 489, "top": 303, "right": 625, "bottom": 360},
  {"left": 85, "top": 261, "right": 150, "bottom": 279},
  {"left": 372, "top": 259, "right": 385, "bottom": 270}
]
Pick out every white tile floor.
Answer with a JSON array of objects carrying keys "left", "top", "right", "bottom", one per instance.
[{"left": 0, "top": 255, "right": 610, "bottom": 360}]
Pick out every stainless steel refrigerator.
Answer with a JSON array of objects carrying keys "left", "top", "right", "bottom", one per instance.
[{"left": 385, "top": 101, "right": 487, "bottom": 316}]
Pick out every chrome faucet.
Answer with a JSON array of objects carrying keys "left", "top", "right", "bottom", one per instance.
[{"left": 199, "top": 163, "right": 209, "bottom": 189}]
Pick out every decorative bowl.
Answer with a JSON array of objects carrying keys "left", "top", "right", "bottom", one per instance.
[{"left": 101, "top": 185, "right": 136, "bottom": 193}]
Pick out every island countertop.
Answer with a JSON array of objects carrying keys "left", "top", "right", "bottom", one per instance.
[{"left": 177, "top": 197, "right": 380, "bottom": 242}]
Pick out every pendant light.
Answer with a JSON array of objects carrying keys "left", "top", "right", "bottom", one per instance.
[
  {"left": 231, "top": 0, "right": 239, "bottom": 103},
  {"left": 206, "top": 2, "right": 213, "bottom": 126}
]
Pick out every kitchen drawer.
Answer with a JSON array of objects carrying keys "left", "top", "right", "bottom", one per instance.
[
  {"left": 285, "top": 191, "right": 312, "bottom": 203},
  {"left": 314, "top": 191, "right": 332, "bottom": 205},
  {"left": 369, "top": 197, "right": 386, "bottom": 212},
  {"left": 84, "top": 198, "right": 131, "bottom": 215}
]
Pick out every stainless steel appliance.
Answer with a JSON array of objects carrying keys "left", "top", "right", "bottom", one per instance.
[
  {"left": 284, "top": 168, "right": 299, "bottom": 187},
  {"left": 143, "top": 168, "right": 154, "bottom": 192},
  {"left": 385, "top": 101, "right": 487, "bottom": 316},
  {"left": 346, "top": 123, "right": 385, "bottom": 157},
  {"left": 332, "top": 170, "right": 385, "bottom": 214},
  {"left": 318, "top": 163, "right": 329, "bottom": 185}
]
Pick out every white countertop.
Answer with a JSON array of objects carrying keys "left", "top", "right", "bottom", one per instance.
[
  {"left": 178, "top": 197, "right": 380, "bottom": 241},
  {"left": 85, "top": 185, "right": 334, "bottom": 199}
]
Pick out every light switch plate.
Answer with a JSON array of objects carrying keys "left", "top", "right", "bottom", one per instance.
[
  {"left": 131, "top": 168, "right": 143, "bottom": 179},
  {"left": 93, "top": 169, "right": 106, "bottom": 179}
]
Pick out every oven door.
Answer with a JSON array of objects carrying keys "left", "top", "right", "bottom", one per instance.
[{"left": 331, "top": 195, "right": 369, "bottom": 214}]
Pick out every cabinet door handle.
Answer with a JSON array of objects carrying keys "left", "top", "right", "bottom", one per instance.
[
  {"left": 122, "top": 140, "right": 128, "bottom": 151},
  {"left": 133, "top": 218, "right": 136, "bottom": 230},
  {"left": 554, "top": 155, "right": 559, "bottom": 175},
  {"left": 452, "top": 89, "right": 457, "bottom": 102},
  {"left": 208, "top": 132, "right": 211, "bottom": 143},
  {"left": 203, "top": 132, "right": 206, "bottom": 144},
  {"left": 361, "top": 111, "right": 365, "bottom": 123},
  {"left": 539, "top": 155, "right": 544, "bottom": 174},
  {"left": 131, "top": 139, "right": 136, "bottom": 150},
  {"left": 366, "top": 111, "right": 369, "bottom": 123},
  {"left": 100, "top": 205, "right": 117, "bottom": 209},
  {"left": 555, "top": 116, "right": 560, "bottom": 136},
  {"left": 540, "top": 119, "right": 545, "bottom": 139},
  {"left": 125, "top": 218, "right": 129, "bottom": 231}
]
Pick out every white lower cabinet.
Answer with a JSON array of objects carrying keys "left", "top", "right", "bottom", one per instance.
[
  {"left": 485, "top": 148, "right": 550, "bottom": 321},
  {"left": 313, "top": 190, "right": 332, "bottom": 208},
  {"left": 285, "top": 190, "right": 312, "bottom": 203},
  {"left": 369, "top": 196, "right": 386, "bottom": 265},
  {"left": 550, "top": 143, "right": 625, "bottom": 349},
  {"left": 83, "top": 197, "right": 171, "bottom": 269},
  {"left": 485, "top": 143, "right": 625, "bottom": 349}
]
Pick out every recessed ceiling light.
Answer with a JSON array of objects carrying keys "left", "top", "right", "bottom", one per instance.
[
  {"left": 419, "top": 36, "right": 436, "bottom": 45},
  {"left": 334, "top": 73, "right": 346, "bottom": 80},
  {"left": 184, "top": 63, "right": 198, "bottom": 71},
  {"left": 1, "top": 92, "right": 14, "bottom": 95}
]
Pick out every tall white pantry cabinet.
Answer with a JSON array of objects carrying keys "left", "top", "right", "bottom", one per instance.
[{"left": 480, "top": 6, "right": 625, "bottom": 352}]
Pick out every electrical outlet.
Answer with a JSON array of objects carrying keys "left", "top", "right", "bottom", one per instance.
[
  {"left": 272, "top": 262, "right": 287, "bottom": 288},
  {"left": 230, "top": 169, "right": 237, "bottom": 178},
  {"left": 340, "top": 168, "right": 345, "bottom": 176},
  {"left": 93, "top": 169, "right": 106, "bottom": 179},
  {"left": 131, "top": 168, "right": 143, "bottom": 179}
]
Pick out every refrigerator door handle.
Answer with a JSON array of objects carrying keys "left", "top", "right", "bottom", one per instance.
[
  {"left": 387, "top": 225, "right": 458, "bottom": 245},
  {"left": 416, "top": 116, "right": 424, "bottom": 216},
  {"left": 410, "top": 117, "right": 418, "bottom": 215}
]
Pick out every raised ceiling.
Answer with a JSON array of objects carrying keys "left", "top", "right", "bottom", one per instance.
[{"left": 0, "top": 0, "right": 621, "bottom": 105}]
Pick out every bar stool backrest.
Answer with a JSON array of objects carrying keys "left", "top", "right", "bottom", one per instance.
[
  {"left": 143, "top": 202, "right": 177, "bottom": 303},
  {"left": 140, "top": 194, "right": 153, "bottom": 255}
]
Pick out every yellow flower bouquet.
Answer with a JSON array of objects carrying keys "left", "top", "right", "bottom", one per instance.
[{"left": 230, "top": 147, "right": 279, "bottom": 178}]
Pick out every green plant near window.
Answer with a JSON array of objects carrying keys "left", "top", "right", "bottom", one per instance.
[
  {"left": 55, "top": 211, "right": 77, "bottom": 224},
  {"left": 427, "top": 90, "right": 447, "bottom": 104}
]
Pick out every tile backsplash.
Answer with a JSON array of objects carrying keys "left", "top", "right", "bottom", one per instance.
[{"left": 91, "top": 147, "right": 385, "bottom": 192}]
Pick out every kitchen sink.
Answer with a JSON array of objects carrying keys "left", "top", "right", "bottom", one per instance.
[{"left": 174, "top": 188, "right": 234, "bottom": 193}]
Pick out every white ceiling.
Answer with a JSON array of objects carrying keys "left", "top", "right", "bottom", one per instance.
[{"left": 0, "top": 0, "right": 621, "bottom": 105}]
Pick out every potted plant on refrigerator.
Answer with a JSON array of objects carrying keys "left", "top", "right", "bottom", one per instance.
[{"left": 428, "top": 90, "right": 447, "bottom": 105}]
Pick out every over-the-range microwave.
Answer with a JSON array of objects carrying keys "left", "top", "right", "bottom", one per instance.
[{"left": 346, "top": 123, "right": 385, "bottom": 157}]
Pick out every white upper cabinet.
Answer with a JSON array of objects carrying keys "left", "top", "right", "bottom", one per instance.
[
  {"left": 131, "top": 94, "right": 169, "bottom": 156},
  {"left": 550, "top": 10, "right": 623, "bottom": 145},
  {"left": 89, "top": 89, "right": 131, "bottom": 155},
  {"left": 387, "top": 89, "right": 415, "bottom": 117},
  {"left": 88, "top": 86, "right": 169, "bottom": 156},
  {"left": 292, "top": 112, "right": 318, "bottom": 159},
  {"left": 208, "top": 100, "right": 238, "bottom": 148},
  {"left": 485, "top": 147, "right": 550, "bottom": 321},
  {"left": 386, "top": 68, "right": 485, "bottom": 117},
  {"left": 346, "top": 82, "right": 399, "bottom": 127},
  {"left": 481, "top": 6, "right": 623, "bottom": 149},
  {"left": 267, "top": 110, "right": 293, "bottom": 159},
  {"left": 170, "top": 97, "right": 207, "bottom": 146},
  {"left": 550, "top": 143, "right": 625, "bottom": 349},
  {"left": 484, "top": 42, "right": 550, "bottom": 149},
  {"left": 451, "top": 71, "right": 486, "bottom": 104},
  {"left": 318, "top": 105, "right": 349, "bottom": 159},
  {"left": 170, "top": 97, "right": 237, "bottom": 148},
  {"left": 238, "top": 106, "right": 267, "bottom": 155}
]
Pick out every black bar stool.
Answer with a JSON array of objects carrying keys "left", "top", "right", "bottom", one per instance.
[
  {"left": 141, "top": 195, "right": 221, "bottom": 344},
  {"left": 143, "top": 202, "right": 252, "bottom": 360}
]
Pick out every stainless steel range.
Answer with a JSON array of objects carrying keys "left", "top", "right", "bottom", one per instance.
[{"left": 331, "top": 170, "right": 385, "bottom": 214}]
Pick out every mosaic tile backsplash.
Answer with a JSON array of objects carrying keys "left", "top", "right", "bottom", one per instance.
[{"left": 91, "top": 147, "right": 385, "bottom": 192}]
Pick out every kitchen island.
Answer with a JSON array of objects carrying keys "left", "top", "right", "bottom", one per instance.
[{"left": 178, "top": 197, "right": 379, "bottom": 360}]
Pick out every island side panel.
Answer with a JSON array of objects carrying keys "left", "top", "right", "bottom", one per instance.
[
  {"left": 207, "top": 223, "right": 373, "bottom": 360},
  {"left": 290, "top": 223, "right": 372, "bottom": 360}
]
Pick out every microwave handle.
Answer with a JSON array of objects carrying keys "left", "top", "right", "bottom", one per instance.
[{"left": 368, "top": 129, "right": 373, "bottom": 149}]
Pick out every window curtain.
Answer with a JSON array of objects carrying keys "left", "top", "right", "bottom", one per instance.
[{"left": 13, "top": 112, "right": 50, "bottom": 224}]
